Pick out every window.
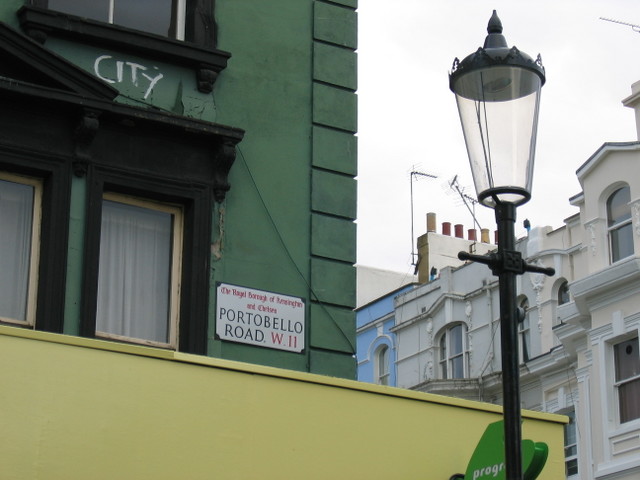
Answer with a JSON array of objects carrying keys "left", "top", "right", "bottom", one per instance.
[
  {"left": 45, "top": 0, "right": 185, "bottom": 39},
  {"left": 95, "top": 194, "right": 182, "bottom": 348},
  {"left": 81, "top": 166, "right": 216, "bottom": 355},
  {"left": 376, "top": 345, "right": 390, "bottom": 385},
  {"left": 562, "top": 408, "right": 578, "bottom": 477},
  {"left": 607, "top": 186, "right": 633, "bottom": 263},
  {"left": 614, "top": 336, "right": 640, "bottom": 423},
  {"left": 439, "top": 324, "right": 467, "bottom": 379},
  {"left": 519, "top": 298, "right": 530, "bottom": 363},
  {"left": 558, "top": 281, "right": 570, "bottom": 305},
  {"left": 0, "top": 173, "right": 42, "bottom": 327}
]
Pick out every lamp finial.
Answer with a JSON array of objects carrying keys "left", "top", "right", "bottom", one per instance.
[{"left": 487, "top": 10, "right": 502, "bottom": 34}]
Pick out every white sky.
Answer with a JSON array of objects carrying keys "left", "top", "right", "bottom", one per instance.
[{"left": 356, "top": 0, "right": 640, "bottom": 274}]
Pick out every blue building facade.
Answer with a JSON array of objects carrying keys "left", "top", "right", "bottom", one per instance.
[{"left": 356, "top": 285, "right": 415, "bottom": 386}]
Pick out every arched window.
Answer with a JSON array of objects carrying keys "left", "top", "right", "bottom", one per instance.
[
  {"left": 607, "top": 186, "right": 633, "bottom": 263},
  {"left": 376, "top": 345, "right": 390, "bottom": 385},
  {"left": 518, "top": 298, "right": 531, "bottom": 363},
  {"left": 439, "top": 324, "right": 467, "bottom": 379},
  {"left": 558, "top": 281, "right": 570, "bottom": 305}
]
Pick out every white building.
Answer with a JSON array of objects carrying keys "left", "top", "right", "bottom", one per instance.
[{"left": 388, "top": 82, "right": 640, "bottom": 479}]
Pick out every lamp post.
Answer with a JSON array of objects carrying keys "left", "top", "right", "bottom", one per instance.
[{"left": 449, "top": 11, "right": 554, "bottom": 480}]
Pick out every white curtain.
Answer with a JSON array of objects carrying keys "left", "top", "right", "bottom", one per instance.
[
  {"left": 0, "top": 179, "right": 34, "bottom": 322},
  {"left": 96, "top": 200, "right": 172, "bottom": 344}
]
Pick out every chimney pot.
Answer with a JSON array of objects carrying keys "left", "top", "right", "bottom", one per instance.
[
  {"left": 442, "top": 222, "right": 451, "bottom": 236},
  {"left": 468, "top": 229, "right": 477, "bottom": 241},
  {"left": 455, "top": 224, "right": 464, "bottom": 238},
  {"left": 481, "top": 228, "right": 490, "bottom": 243},
  {"left": 427, "top": 212, "right": 437, "bottom": 233}
]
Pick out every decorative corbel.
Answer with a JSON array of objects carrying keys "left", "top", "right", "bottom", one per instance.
[
  {"left": 197, "top": 65, "right": 218, "bottom": 93},
  {"left": 212, "top": 139, "right": 237, "bottom": 203},
  {"left": 73, "top": 110, "right": 100, "bottom": 177}
]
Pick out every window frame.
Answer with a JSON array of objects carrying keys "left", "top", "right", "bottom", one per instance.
[
  {"left": 613, "top": 336, "right": 640, "bottom": 424},
  {"left": 19, "top": 1, "right": 229, "bottom": 93},
  {"left": 0, "top": 148, "right": 70, "bottom": 334},
  {"left": 0, "top": 172, "right": 43, "bottom": 327},
  {"left": 94, "top": 192, "right": 184, "bottom": 349},
  {"left": 375, "top": 344, "right": 390, "bottom": 386},
  {"left": 607, "top": 186, "right": 633, "bottom": 264},
  {"left": 558, "top": 281, "right": 570, "bottom": 306},
  {"left": 559, "top": 407, "right": 578, "bottom": 477},
  {"left": 45, "top": 0, "right": 187, "bottom": 40},
  {"left": 439, "top": 323, "right": 467, "bottom": 380},
  {"left": 26, "top": 0, "right": 218, "bottom": 47},
  {"left": 81, "top": 166, "right": 212, "bottom": 354}
]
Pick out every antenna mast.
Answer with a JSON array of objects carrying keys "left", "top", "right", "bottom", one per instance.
[
  {"left": 410, "top": 169, "right": 437, "bottom": 266},
  {"left": 449, "top": 175, "right": 483, "bottom": 231},
  {"left": 600, "top": 17, "right": 640, "bottom": 33}
]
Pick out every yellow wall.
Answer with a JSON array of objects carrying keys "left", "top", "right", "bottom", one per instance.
[{"left": 0, "top": 326, "right": 566, "bottom": 479}]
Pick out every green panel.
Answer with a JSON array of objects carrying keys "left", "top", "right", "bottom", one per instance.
[
  {"left": 311, "top": 213, "right": 356, "bottom": 263},
  {"left": 313, "top": 82, "right": 357, "bottom": 132},
  {"left": 309, "top": 302, "right": 355, "bottom": 353},
  {"left": 313, "top": 2, "right": 357, "bottom": 49},
  {"left": 313, "top": 42, "right": 357, "bottom": 90},
  {"left": 312, "top": 125, "right": 357, "bottom": 175},
  {"left": 310, "top": 257, "right": 355, "bottom": 307},
  {"left": 216, "top": 339, "right": 309, "bottom": 373},
  {"left": 0, "top": 1, "right": 23, "bottom": 28},
  {"left": 310, "top": 348, "right": 356, "bottom": 379},
  {"left": 63, "top": 176, "right": 86, "bottom": 336},
  {"left": 311, "top": 169, "right": 356, "bottom": 219}
]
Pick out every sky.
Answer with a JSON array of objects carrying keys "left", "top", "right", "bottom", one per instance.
[{"left": 356, "top": 0, "right": 640, "bottom": 275}]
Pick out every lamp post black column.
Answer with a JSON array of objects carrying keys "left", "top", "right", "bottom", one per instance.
[
  {"left": 495, "top": 202, "right": 523, "bottom": 480},
  {"left": 450, "top": 11, "right": 553, "bottom": 480}
]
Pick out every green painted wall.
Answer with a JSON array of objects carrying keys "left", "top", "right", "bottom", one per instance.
[
  {"left": 0, "top": 0, "right": 358, "bottom": 377},
  {"left": 212, "top": 0, "right": 358, "bottom": 376}
]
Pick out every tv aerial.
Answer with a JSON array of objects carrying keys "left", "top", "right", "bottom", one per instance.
[
  {"left": 600, "top": 17, "right": 640, "bottom": 33},
  {"left": 410, "top": 168, "right": 437, "bottom": 266},
  {"left": 447, "top": 175, "right": 483, "bottom": 232}
]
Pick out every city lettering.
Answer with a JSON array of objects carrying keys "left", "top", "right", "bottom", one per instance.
[{"left": 94, "top": 55, "right": 164, "bottom": 99}]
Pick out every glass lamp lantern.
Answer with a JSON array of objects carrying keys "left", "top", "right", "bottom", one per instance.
[{"left": 449, "top": 10, "right": 545, "bottom": 208}]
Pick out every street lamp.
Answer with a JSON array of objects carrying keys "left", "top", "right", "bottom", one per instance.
[{"left": 449, "top": 11, "right": 554, "bottom": 480}]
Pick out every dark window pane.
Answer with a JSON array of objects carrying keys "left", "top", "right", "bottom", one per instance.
[
  {"left": 48, "top": 0, "right": 110, "bottom": 22},
  {"left": 607, "top": 187, "right": 631, "bottom": 226},
  {"left": 619, "top": 378, "right": 640, "bottom": 423},
  {"left": 615, "top": 338, "right": 640, "bottom": 381},
  {"left": 558, "top": 282, "right": 570, "bottom": 305},
  {"left": 611, "top": 223, "right": 634, "bottom": 262},
  {"left": 450, "top": 324, "right": 463, "bottom": 355},
  {"left": 451, "top": 354, "right": 464, "bottom": 379},
  {"left": 566, "top": 459, "right": 578, "bottom": 476},
  {"left": 114, "top": 0, "right": 176, "bottom": 37}
]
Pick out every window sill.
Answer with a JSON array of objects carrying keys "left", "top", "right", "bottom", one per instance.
[{"left": 18, "top": 5, "right": 231, "bottom": 93}]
